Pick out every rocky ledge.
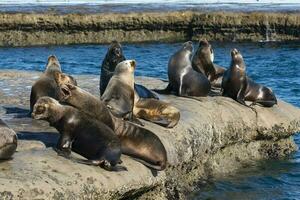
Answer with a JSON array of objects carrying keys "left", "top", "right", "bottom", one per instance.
[
  {"left": 0, "top": 70, "right": 299, "bottom": 199},
  {"left": 0, "top": 11, "right": 299, "bottom": 46}
]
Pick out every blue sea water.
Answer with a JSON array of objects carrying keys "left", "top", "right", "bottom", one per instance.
[{"left": 0, "top": 41, "right": 299, "bottom": 199}]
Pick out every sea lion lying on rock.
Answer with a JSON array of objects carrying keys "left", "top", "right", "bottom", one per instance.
[
  {"left": 57, "top": 83, "right": 167, "bottom": 170},
  {"left": 32, "top": 97, "right": 125, "bottom": 171},
  {"left": 222, "top": 49, "right": 277, "bottom": 107},
  {"left": 30, "top": 55, "right": 77, "bottom": 113},
  {"left": 101, "top": 59, "right": 180, "bottom": 128}
]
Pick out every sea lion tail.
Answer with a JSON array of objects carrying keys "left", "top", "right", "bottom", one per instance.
[{"left": 131, "top": 157, "right": 165, "bottom": 171}]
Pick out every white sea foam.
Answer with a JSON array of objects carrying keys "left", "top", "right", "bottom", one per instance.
[{"left": 0, "top": 0, "right": 299, "bottom": 5}]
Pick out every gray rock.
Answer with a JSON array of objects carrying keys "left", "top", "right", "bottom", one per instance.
[
  {"left": 0, "top": 119, "right": 17, "bottom": 160},
  {"left": 0, "top": 71, "right": 299, "bottom": 199}
]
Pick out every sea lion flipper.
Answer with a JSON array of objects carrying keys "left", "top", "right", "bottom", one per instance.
[
  {"left": 153, "top": 83, "right": 172, "bottom": 94},
  {"left": 134, "top": 84, "right": 159, "bottom": 100}
]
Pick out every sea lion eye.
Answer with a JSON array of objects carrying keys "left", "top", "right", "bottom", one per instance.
[{"left": 36, "top": 106, "right": 45, "bottom": 114}]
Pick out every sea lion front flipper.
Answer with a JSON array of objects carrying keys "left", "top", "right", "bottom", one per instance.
[
  {"left": 236, "top": 78, "right": 248, "bottom": 106},
  {"left": 134, "top": 84, "right": 159, "bottom": 100},
  {"left": 101, "top": 87, "right": 132, "bottom": 118}
]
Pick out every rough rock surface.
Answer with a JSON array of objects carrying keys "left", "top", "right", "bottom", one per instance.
[
  {"left": 0, "top": 70, "right": 299, "bottom": 199},
  {"left": 0, "top": 11, "right": 298, "bottom": 46}
]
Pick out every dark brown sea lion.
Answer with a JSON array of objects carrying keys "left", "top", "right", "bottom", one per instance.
[
  {"left": 222, "top": 49, "right": 277, "bottom": 107},
  {"left": 155, "top": 41, "right": 211, "bottom": 97},
  {"left": 32, "top": 97, "right": 124, "bottom": 170},
  {"left": 0, "top": 119, "right": 17, "bottom": 160},
  {"left": 100, "top": 41, "right": 159, "bottom": 99},
  {"left": 29, "top": 55, "right": 77, "bottom": 113},
  {"left": 102, "top": 59, "right": 180, "bottom": 128},
  {"left": 192, "top": 39, "right": 225, "bottom": 87},
  {"left": 57, "top": 83, "right": 167, "bottom": 170}
]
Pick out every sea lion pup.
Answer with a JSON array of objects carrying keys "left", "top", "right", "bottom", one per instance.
[
  {"left": 155, "top": 41, "right": 211, "bottom": 97},
  {"left": 29, "top": 55, "right": 77, "bottom": 113},
  {"left": 192, "top": 39, "right": 225, "bottom": 87},
  {"left": 57, "top": 83, "right": 167, "bottom": 170},
  {"left": 100, "top": 40, "right": 159, "bottom": 99},
  {"left": 222, "top": 49, "right": 277, "bottom": 107},
  {"left": 102, "top": 59, "right": 180, "bottom": 128},
  {"left": 32, "top": 97, "right": 124, "bottom": 170},
  {"left": 0, "top": 119, "right": 17, "bottom": 160}
]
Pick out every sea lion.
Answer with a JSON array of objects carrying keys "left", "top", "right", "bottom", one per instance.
[
  {"left": 155, "top": 41, "right": 211, "bottom": 97},
  {"left": 29, "top": 55, "right": 77, "bottom": 113},
  {"left": 57, "top": 83, "right": 167, "bottom": 170},
  {"left": 101, "top": 60, "right": 136, "bottom": 120},
  {"left": 100, "top": 40, "right": 159, "bottom": 99},
  {"left": 192, "top": 39, "right": 225, "bottom": 87},
  {"left": 32, "top": 97, "right": 124, "bottom": 170},
  {"left": 0, "top": 119, "right": 17, "bottom": 160},
  {"left": 222, "top": 49, "right": 277, "bottom": 107},
  {"left": 102, "top": 59, "right": 180, "bottom": 128}
]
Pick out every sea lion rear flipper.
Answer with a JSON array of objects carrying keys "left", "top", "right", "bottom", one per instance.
[
  {"left": 249, "top": 100, "right": 277, "bottom": 107},
  {"left": 134, "top": 84, "right": 159, "bottom": 100},
  {"left": 131, "top": 157, "right": 165, "bottom": 171}
]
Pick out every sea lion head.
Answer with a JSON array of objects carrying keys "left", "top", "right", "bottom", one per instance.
[
  {"left": 231, "top": 49, "right": 245, "bottom": 70},
  {"left": 198, "top": 39, "right": 214, "bottom": 63},
  {"left": 32, "top": 97, "right": 62, "bottom": 123},
  {"left": 104, "top": 41, "right": 126, "bottom": 71},
  {"left": 54, "top": 72, "right": 77, "bottom": 87},
  {"left": 46, "top": 55, "right": 61, "bottom": 72},
  {"left": 58, "top": 83, "right": 77, "bottom": 102},
  {"left": 114, "top": 60, "right": 136, "bottom": 75},
  {"left": 182, "top": 41, "right": 194, "bottom": 53}
]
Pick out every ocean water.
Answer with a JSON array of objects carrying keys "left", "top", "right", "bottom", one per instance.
[{"left": 0, "top": 41, "right": 299, "bottom": 199}]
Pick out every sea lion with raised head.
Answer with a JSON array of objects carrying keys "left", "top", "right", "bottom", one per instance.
[
  {"left": 102, "top": 59, "right": 180, "bottom": 128},
  {"left": 57, "top": 83, "right": 167, "bottom": 170},
  {"left": 32, "top": 97, "right": 124, "bottom": 170},
  {"left": 29, "top": 55, "right": 77, "bottom": 113},
  {"left": 192, "top": 39, "right": 225, "bottom": 87},
  {"left": 155, "top": 41, "right": 211, "bottom": 97},
  {"left": 100, "top": 41, "right": 159, "bottom": 99},
  {"left": 222, "top": 49, "right": 277, "bottom": 107}
]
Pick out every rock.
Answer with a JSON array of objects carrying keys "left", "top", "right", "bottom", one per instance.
[
  {"left": 0, "top": 119, "right": 17, "bottom": 160},
  {"left": 17, "top": 140, "right": 46, "bottom": 152},
  {"left": 0, "top": 71, "right": 300, "bottom": 199},
  {"left": 0, "top": 11, "right": 298, "bottom": 46}
]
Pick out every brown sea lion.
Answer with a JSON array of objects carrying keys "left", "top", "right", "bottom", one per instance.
[
  {"left": 155, "top": 41, "right": 211, "bottom": 97},
  {"left": 192, "top": 39, "right": 225, "bottom": 87},
  {"left": 222, "top": 49, "right": 277, "bottom": 107},
  {"left": 100, "top": 41, "right": 159, "bottom": 99},
  {"left": 102, "top": 59, "right": 180, "bottom": 128},
  {"left": 29, "top": 55, "right": 77, "bottom": 113},
  {"left": 0, "top": 119, "right": 17, "bottom": 160},
  {"left": 32, "top": 97, "right": 124, "bottom": 170},
  {"left": 57, "top": 83, "right": 167, "bottom": 170}
]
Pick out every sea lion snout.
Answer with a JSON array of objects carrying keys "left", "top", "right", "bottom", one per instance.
[
  {"left": 130, "top": 60, "right": 136, "bottom": 69},
  {"left": 231, "top": 48, "right": 239, "bottom": 57},
  {"left": 183, "top": 41, "right": 194, "bottom": 52},
  {"left": 46, "top": 55, "right": 60, "bottom": 69},
  {"left": 199, "top": 39, "right": 209, "bottom": 46}
]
